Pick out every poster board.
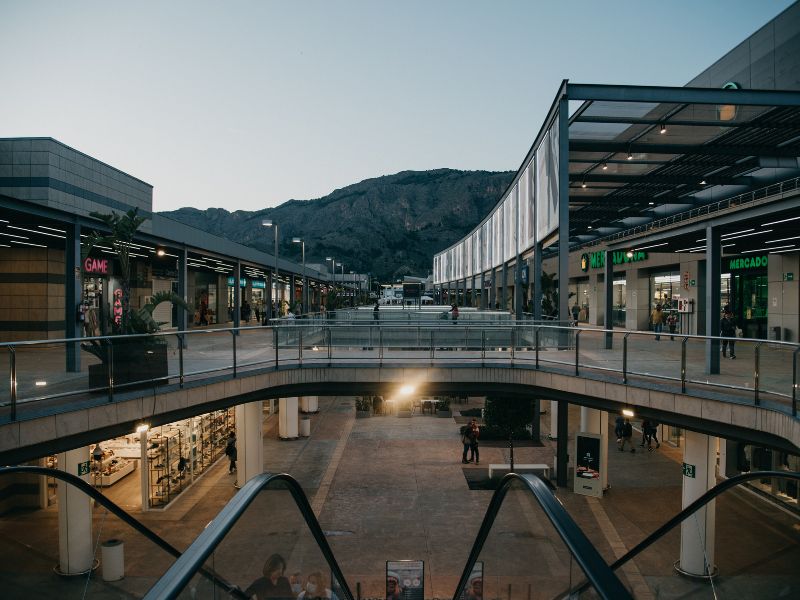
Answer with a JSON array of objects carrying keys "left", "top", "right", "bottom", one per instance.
[
  {"left": 386, "top": 560, "right": 424, "bottom": 600},
  {"left": 574, "top": 432, "right": 603, "bottom": 497},
  {"left": 458, "top": 561, "right": 484, "bottom": 600}
]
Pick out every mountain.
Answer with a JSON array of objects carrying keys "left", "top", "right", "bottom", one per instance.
[{"left": 159, "top": 169, "right": 514, "bottom": 281}]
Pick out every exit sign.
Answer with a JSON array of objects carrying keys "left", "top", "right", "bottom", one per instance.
[
  {"left": 785, "top": 273, "right": 794, "bottom": 282},
  {"left": 77, "top": 461, "right": 91, "bottom": 476},
  {"left": 682, "top": 463, "right": 696, "bottom": 478}
]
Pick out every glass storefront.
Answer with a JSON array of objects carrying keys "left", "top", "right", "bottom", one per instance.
[
  {"left": 733, "top": 445, "right": 799, "bottom": 511},
  {"left": 649, "top": 271, "right": 687, "bottom": 333},
  {"left": 723, "top": 272, "right": 768, "bottom": 339},
  {"left": 568, "top": 280, "right": 591, "bottom": 322},
  {"left": 613, "top": 279, "right": 626, "bottom": 327}
]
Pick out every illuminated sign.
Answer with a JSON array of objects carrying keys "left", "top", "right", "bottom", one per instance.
[
  {"left": 580, "top": 250, "right": 648, "bottom": 271},
  {"left": 251, "top": 280, "right": 266, "bottom": 289},
  {"left": 113, "top": 288, "right": 123, "bottom": 325},
  {"left": 83, "top": 257, "right": 109, "bottom": 275},
  {"left": 727, "top": 255, "right": 768, "bottom": 271},
  {"left": 226, "top": 276, "right": 247, "bottom": 287}
]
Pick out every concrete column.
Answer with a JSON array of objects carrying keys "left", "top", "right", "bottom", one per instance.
[
  {"left": 489, "top": 270, "right": 497, "bottom": 309},
  {"left": 236, "top": 401, "right": 264, "bottom": 487},
  {"left": 626, "top": 269, "right": 650, "bottom": 331},
  {"left": 278, "top": 397, "right": 299, "bottom": 440},
  {"left": 705, "top": 225, "right": 721, "bottom": 374},
  {"left": 556, "top": 400, "right": 569, "bottom": 487},
  {"left": 557, "top": 96, "right": 570, "bottom": 323},
  {"left": 290, "top": 274, "right": 296, "bottom": 307},
  {"left": 233, "top": 261, "right": 241, "bottom": 329},
  {"left": 533, "top": 245, "right": 542, "bottom": 320},
  {"left": 514, "top": 258, "right": 523, "bottom": 318},
  {"left": 57, "top": 446, "right": 94, "bottom": 575},
  {"left": 531, "top": 399, "right": 541, "bottom": 443},
  {"left": 299, "top": 395, "right": 319, "bottom": 413},
  {"left": 471, "top": 275, "right": 477, "bottom": 307},
  {"left": 580, "top": 407, "right": 609, "bottom": 490},
  {"left": 66, "top": 221, "right": 81, "bottom": 372},
  {"left": 140, "top": 433, "right": 149, "bottom": 511},
  {"left": 177, "top": 247, "right": 188, "bottom": 332},
  {"left": 549, "top": 400, "right": 558, "bottom": 439},
  {"left": 604, "top": 250, "right": 614, "bottom": 349},
  {"left": 679, "top": 429, "right": 717, "bottom": 577}
]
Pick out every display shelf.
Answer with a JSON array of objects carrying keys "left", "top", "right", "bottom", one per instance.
[{"left": 93, "top": 460, "right": 136, "bottom": 486}]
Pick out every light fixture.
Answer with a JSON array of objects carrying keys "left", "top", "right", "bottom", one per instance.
[
  {"left": 626, "top": 250, "right": 634, "bottom": 258},
  {"left": 626, "top": 146, "right": 633, "bottom": 160},
  {"left": 398, "top": 384, "right": 415, "bottom": 396},
  {"left": 35, "top": 381, "right": 47, "bottom": 386},
  {"left": 699, "top": 180, "right": 706, "bottom": 185},
  {"left": 622, "top": 408, "right": 635, "bottom": 417},
  {"left": 156, "top": 249, "right": 166, "bottom": 257},
  {"left": 762, "top": 215, "right": 800, "bottom": 227},
  {"left": 587, "top": 225, "right": 593, "bottom": 230},
  {"left": 659, "top": 123, "right": 667, "bottom": 134},
  {"left": 602, "top": 162, "right": 608, "bottom": 170},
  {"left": 581, "top": 178, "right": 587, "bottom": 189},
  {"left": 648, "top": 201, "right": 654, "bottom": 206},
  {"left": 136, "top": 423, "right": 150, "bottom": 433}
]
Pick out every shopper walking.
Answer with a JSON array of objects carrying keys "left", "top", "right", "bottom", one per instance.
[
  {"left": 450, "top": 303, "right": 460, "bottom": 324},
  {"left": 225, "top": 431, "right": 237, "bottom": 473},
  {"left": 639, "top": 419, "right": 651, "bottom": 448},
  {"left": 667, "top": 312, "right": 678, "bottom": 341},
  {"left": 650, "top": 304, "right": 664, "bottom": 341},
  {"left": 373, "top": 301, "right": 380, "bottom": 322},
  {"left": 647, "top": 420, "right": 660, "bottom": 450},
  {"left": 720, "top": 308, "right": 737, "bottom": 359},
  {"left": 467, "top": 418, "right": 480, "bottom": 464},
  {"left": 461, "top": 426, "right": 471, "bottom": 464},
  {"left": 614, "top": 415, "right": 625, "bottom": 450},
  {"left": 620, "top": 419, "right": 635, "bottom": 452}
]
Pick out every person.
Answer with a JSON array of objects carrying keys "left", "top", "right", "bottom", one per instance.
[
  {"left": 614, "top": 415, "right": 625, "bottom": 448},
  {"left": 225, "top": 431, "right": 237, "bottom": 473},
  {"left": 461, "top": 425, "right": 472, "bottom": 464},
  {"left": 647, "top": 420, "right": 660, "bottom": 450},
  {"left": 255, "top": 305, "right": 261, "bottom": 324},
  {"left": 373, "top": 301, "right": 380, "bottom": 322},
  {"left": 450, "top": 303, "right": 459, "bottom": 324},
  {"left": 386, "top": 572, "right": 403, "bottom": 600},
  {"left": 467, "top": 418, "right": 480, "bottom": 464},
  {"left": 286, "top": 309, "right": 296, "bottom": 320},
  {"left": 720, "top": 308, "right": 737, "bottom": 359},
  {"left": 289, "top": 572, "right": 303, "bottom": 597},
  {"left": 297, "top": 571, "right": 332, "bottom": 600},
  {"left": 650, "top": 304, "right": 664, "bottom": 341},
  {"left": 620, "top": 419, "right": 635, "bottom": 453},
  {"left": 244, "top": 553, "right": 293, "bottom": 599},
  {"left": 667, "top": 312, "right": 678, "bottom": 341},
  {"left": 639, "top": 419, "right": 651, "bottom": 448},
  {"left": 242, "top": 299, "right": 251, "bottom": 322},
  {"left": 465, "top": 577, "right": 483, "bottom": 600},
  {"left": 571, "top": 302, "right": 580, "bottom": 324}
]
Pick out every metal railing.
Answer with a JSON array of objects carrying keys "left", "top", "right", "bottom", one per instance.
[{"left": 1, "top": 322, "right": 798, "bottom": 423}]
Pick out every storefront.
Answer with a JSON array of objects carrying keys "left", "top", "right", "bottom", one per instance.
[
  {"left": 193, "top": 272, "right": 219, "bottom": 325},
  {"left": 568, "top": 279, "right": 591, "bottom": 322},
  {"left": 723, "top": 254, "right": 769, "bottom": 339},
  {"left": 726, "top": 442, "right": 799, "bottom": 512},
  {"left": 612, "top": 278, "right": 626, "bottom": 328}
]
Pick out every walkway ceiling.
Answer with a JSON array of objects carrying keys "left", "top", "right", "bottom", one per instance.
[{"left": 564, "top": 84, "right": 800, "bottom": 256}]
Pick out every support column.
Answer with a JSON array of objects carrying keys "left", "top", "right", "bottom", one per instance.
[
  {"left": 549, "top": 400, "right": 558, "bottom": 439},
  {"left": 65, "top": 221, "right": 81, "bottom": 372},
  {"left": 705, "top": 225, "right": 721, "bottom": 374},
  {"left": 57, "top": 446, "right": 94, "bottom": 575},
  {"left": 489, "top": 270, "right": 497, "bottom": 309},
  {"left": 557, "top": 95, "right": 570, "bottom": 324},
  {"left": 500, "top": 262, "right": 508, "bottom": 311},
  {"left": 514, "top": 257, "right": 523, "bottom": 319},
  {"left": 531, "top": 399, "right": 541, "bottom": 443},
  {"left": 266, "top": 272, "right": 273, "bottom": 320},
  {"left": 604, "top": 250, "right": 614, "bottom": 349},
  {"left": 177, "top": 247, "right": 188, "bottom": 332},
  {"left": 556, "top": 400, "right": 569, "bottom": 487},
  {"left": 290, "top": 274, "right": 296, "bottom": 308},
  {"left": 679, "top": 429, "right": 717, "bottom": 577},
  {"left": 580, "top": 407, "right": 609, "bottom": 490},
  {"left": 233, "top": 261, "right": 241, "bottom": 329},
  {"left": 533, "top": 245, "right": 542, "bottom": 320},
  {"left": 480, "top": 273, "right": 487, "bottom": 309},
  {"left": 278, "top": 397, "right": 299, "bottom": 440},
  {"left": 236, "top": 401, "right": 264, "bottom": 487}
]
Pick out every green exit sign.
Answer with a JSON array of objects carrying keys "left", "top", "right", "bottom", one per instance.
[
  {"left": 682, "top": 463, "right": 696, "bottom": 478},
  {"left": 77, "top": 461, "right": 91, "bottom": 476},
  {"left": 785, "top": 273, "right": 794, "bottom": 282}
]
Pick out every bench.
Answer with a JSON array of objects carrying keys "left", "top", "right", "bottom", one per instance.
[{"left": 488, "top": 463, "right": 550, "bottom": 480}]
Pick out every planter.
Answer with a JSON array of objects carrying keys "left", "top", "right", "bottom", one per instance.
[
  {"left": 437, "top": 410, "right": 453, "bottom": 418},
  {"left": 356, "top": 410, "right": 371, "bottom": 419},
  {"left": 87, "top": 340, "right": 169, "bottom": 389}
]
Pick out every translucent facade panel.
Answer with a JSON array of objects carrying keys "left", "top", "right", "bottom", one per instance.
[
  {"left": 502, "top": 196, "right": 512, "bottom": 262},
  {"left": 536, "top": 116, "right": 560, "bottom": 242},
  {"left": 492, "top": 210, "right": 500, "bottom": 268},
  {"left": 526, "top": 161, "right": 536, "bottom": 249},
  {"left": 482, "top": 221, "right": 491, "bottom": 273}
]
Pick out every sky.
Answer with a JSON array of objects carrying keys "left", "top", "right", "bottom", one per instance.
[{"left": 0, "top": 1, "right": 795, "bottom": 212}]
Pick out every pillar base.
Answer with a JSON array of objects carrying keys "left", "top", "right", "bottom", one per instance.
[
  {"left": 54, "top": 559, "right": 99, "bottom": 577},
  {"left": 673, "top": 560, "right": 718, "bottom": 580},
  {"left": 279, "top": 436, "right": 299, "bottom": 441}
]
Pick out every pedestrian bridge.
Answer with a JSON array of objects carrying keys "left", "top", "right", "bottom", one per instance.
[{"left": 1, "top": 316, "right": 798, "bottom": 462}]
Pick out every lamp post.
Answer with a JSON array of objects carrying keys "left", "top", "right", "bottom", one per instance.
[
  {"left": 262, "top": 220, "right": 278, "bottom": 317},
  {"left": 292, "top": 238, "right": 306, "bottom": 314}
]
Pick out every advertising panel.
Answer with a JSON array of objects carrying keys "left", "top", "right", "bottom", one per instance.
[
  {"left": 574, "top": 432, "right": 603, "bottom": 497},
  {"left": 386, "top": 560, "right": 424, "bottom": 600},
  {"left": 458, "top": 561, "right": 484, "bottom": 600},
  {"left": 536, "top": 116, "right": 560, "bottom": 242}
]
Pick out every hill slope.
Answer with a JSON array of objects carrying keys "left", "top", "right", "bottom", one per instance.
[{"left": 160, "top": 169, "right": 514, "bottom": 280}]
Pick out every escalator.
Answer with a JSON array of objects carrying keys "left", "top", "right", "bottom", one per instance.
[{"left": 2, "top": 467, "right": 798, "bottom": 599}]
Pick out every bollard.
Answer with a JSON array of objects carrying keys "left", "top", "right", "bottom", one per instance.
[{"left": 101, "top": 539, "right": 124, "bottom": 581}]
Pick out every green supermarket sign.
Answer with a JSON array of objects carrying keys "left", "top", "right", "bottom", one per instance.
[
  {"left": 581, "top": 250, "right": 648, "bottom": 272},
  {"left": 728, "top": 255, "right": 768, "bottom": 271}
]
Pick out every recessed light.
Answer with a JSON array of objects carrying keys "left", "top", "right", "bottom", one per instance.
[
  {"left": 659, "top": 123, "right": 667, "bottom": 134},
  {"left": 648, "top": 202, "right": 654, "bottom": 206},
  {"left": 699, "top": 180, "right": 707, "bottom": 185},
  {"left": 762, "top": 215, "right": 800, "bottom": 227},
  {"left": 35, "top": 381, "right": 47, "bottom": 386}
]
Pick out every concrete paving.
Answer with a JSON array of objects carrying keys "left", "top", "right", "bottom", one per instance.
[{"left": 0, "top": 396, "right": 798, "bottom": 599}]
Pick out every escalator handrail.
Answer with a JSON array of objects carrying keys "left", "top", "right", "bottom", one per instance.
[
  {"left": 451, "top": 473, "right": 632, "bottom": 600},
  {"left": 0, "top": 465, "right": 247, "bottom": 598},
  {"left": 568, "top": 470, "right": 800, "bottom": 597},
  {"left": 144, "top": 471, "right": 354, "bottom": 600}
]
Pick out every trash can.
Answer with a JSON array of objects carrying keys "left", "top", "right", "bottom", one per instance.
[
  {"left": 101, "top": 539, "right": 124, "bottom": 582},
  {"left": 770, "top": 326, "right": 782, "bottom": 341},
  {"left": 299, "top": 417, "right": 311, "bottom": 437}
]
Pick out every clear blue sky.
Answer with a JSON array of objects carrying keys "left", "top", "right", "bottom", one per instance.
[{"left": 1, "top": 1, "right": 794, "bottom": 212}]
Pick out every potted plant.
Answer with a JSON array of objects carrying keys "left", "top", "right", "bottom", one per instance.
[
  {"left": 82, "top": 209, "right": 188, "bottom": 389},
  {"left": 355, "top": 396, "right": 372, "bottom": 418},
  {"left": 435, "top": 397, "right": 452, "bottom": 418}
]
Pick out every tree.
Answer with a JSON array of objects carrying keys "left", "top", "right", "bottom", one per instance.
[{"left": 483, "top": 396, "right": 535, "bottom": 472}]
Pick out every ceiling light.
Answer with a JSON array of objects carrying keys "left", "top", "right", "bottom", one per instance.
[
  {"left": 587, "top": 225, "right": 593, "bottom": 230},
  {"left": 741, "top": 245, "right": 794, "bottom": 253},
  {"left": 581, "top": 179, "right": 587, "bottom": 189},
  {"left": 721, "top": 228, "right": 754, "bottom": 238},
  {"left": 659, "top": 123, "right": 667, "bottom": 134},
  {"left": 156, "top": 249, "right": 166, "bottom": 256},
  {"left": 762, "top": 215, "right": 800, "bottom": 227},
  {"left": 633, "top": 242, "right": 668, "bottom": 251},
  {"left": 602, "top": 162, "right": 608, "bottom": 170},
  {"left": 35, "top": 381, "right": 47, "bottom": 386},
  {"left": 723, "top": 229, "right": 772, "bottom": 241},
  {"left": 627, "top": 151, "right": 633, "bottom": 160},
  {"left": 766, "top": 235, "right": 800, "bottom": 244},
  {"left": 622, "top": 408, "right": 635, "bottom": 417},
  {"left": 398, "top": 384, "right": 416, "bottom": 396},
  {"left": 648, "top": 202, "right": 654, "bottom": 206},
  {"left": 626, "top": 250, "right": 634, "bottom": 258},
  {"left": 699, "top": 180, "right": 707, "bottom": 185},
  {"left": 136, "top": 423, "right": 150, "bottom": 433}
]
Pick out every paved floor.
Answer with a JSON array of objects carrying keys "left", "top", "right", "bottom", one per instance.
[{"left": 0, "top": 396, "right": 798, "bottom": 599}]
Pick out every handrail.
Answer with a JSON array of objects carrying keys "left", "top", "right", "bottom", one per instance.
[
  {"left": 0, "top": 466, "right": 247, "bottom": 599},
  {"left": 565, "top": 470, "right": 800, "bottom": 597},
  {"left": 144, "top": 472, "right": 354, "bottom": 600},
  {"left": 451, "top": 473, "right": 632, "bottom": 600}
]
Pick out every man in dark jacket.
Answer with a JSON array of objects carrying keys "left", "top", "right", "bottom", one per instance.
[
  {"left": 720, "top": 308, "right": 737, "bottom": 359},
  {"left": 225, "top": 431, "right": 237, "bottom": 473}
]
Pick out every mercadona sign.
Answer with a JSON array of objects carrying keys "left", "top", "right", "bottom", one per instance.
[
  {"left": 581, "top": 250, "right": 648, "bottom": 272},
  {"left": 727, "top": 255, "right": 768, "bottom": 272}
]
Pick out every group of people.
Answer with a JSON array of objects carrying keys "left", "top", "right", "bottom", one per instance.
[
  {"left": 461, "top": 418, "right": 480, "bottom": 464},
  {"left": 649, "top": 304, "right": 678, "bottom": 341},
  {"left": 243, "top": 554, "right": 339, "bottom": 600},
  {"left": 614, "top": 416, "right": 660, "bottom": 453}
]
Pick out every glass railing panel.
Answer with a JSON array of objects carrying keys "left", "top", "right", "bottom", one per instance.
[
  {"left": 482, "top": 327, "right": 513, "bottom": 361},
  {"left": 0, "top": 468, "right": 182, "bottom": 599},
  {"left": 181, "top": 329, "right": 235, "bottom": 379},
  {"left": 274, "top": 324, "right": 301, "bottom": 363},
  {"left": 757, "top": 341, "right": 795, "bottom": 405},
  {"left": 602, "top": 473, "right": 800, "bottom": 599},
  {"left": 536, "top": 326, "right": 574, "bottom": 368},
  {"left": 235, "top": 327, "right": 275, "bottom": 371},
  {"left": 14, "top": 342, "right": 73, "bottom": 402},
  {"left": 171, "top": 477, "right": 349, "bottom": 600},
  {"left": 576, "top": 328, "right": 622, "bottom": 375},
  {"left": 470, "top": 477, "right": 602, "bottom": 600}
]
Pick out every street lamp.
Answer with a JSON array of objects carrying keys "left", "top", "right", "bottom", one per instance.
[
  {"left": 262, "top": 219, "right": 278, "bottom": 317},
  {"left": 292, "top": 237, "right": 306, "bottom": 313}
]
